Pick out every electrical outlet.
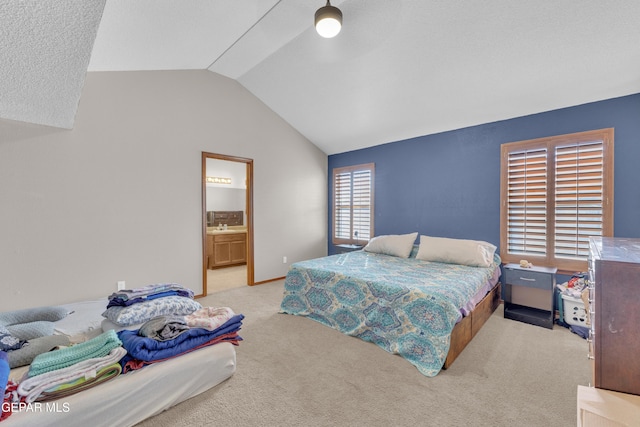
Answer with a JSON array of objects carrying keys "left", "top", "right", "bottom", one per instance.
[
  {"left": 117, "top": 281, "right": 126, "bottom": 291},
  {"left": 283, "top": 256, "right": 287, "bottom": 264}
]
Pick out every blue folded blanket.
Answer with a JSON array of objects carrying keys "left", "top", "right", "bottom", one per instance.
[
  {"left": 118, "top": 314, "right": 243, "bottom": 362},
  {"left": 0, "top": 351, "right": 9, "bottom": 398}
]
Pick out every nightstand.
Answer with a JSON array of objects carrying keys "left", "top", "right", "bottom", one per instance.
[
  {"left": 503, "top": 263, "right": 557, "bottom": 329},
  {"left": 335, "top": 244, "right": 363, "bottom": 254}
]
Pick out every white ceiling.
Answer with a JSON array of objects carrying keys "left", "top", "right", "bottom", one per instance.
[
  {"left": 0, "top": 0, "right": 106, "bottom": 129},
  {"left": 2, "top": 0, "right": 640, "bottom": 155}
]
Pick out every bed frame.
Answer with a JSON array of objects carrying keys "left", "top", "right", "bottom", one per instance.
[{"left": 443, "top": 281, "right": 501, "bottom": 369}]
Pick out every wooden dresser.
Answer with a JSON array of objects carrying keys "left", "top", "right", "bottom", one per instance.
[{"left": 588, "top": 236, "right": 640, "bottom": 396}]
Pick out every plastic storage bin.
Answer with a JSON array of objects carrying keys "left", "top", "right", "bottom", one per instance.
[{"left": 561, "top": 294, "right": 587, "bottom": 327}]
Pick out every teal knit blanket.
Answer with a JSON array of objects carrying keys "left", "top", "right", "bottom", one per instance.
[{"left": 28, "top": 330, "right": 122, "bottom": 377}]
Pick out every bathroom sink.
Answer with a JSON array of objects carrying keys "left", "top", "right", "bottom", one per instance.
[{"left": 207, "top": 229, "right": 246, "bottom": 235}]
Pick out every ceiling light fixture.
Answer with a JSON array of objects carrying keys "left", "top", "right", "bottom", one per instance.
[{"left": 315, "top": 1, "right": 342, "bottom": 38}]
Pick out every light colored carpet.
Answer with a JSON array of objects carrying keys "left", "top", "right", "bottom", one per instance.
[
  {"left": 206, "top": 265, "right": 247, "bottom": 293},
  {"left": 137, "top": 280, "right": 590, "bottom": 427}
]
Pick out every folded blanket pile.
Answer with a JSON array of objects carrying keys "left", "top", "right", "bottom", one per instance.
[
  {"left": 118, "top": 313, "right": 244, "bottom": 373},
  {"left": 3, "top": 296, "right": 244, "bottom": 412},
  {"left": 120, "top": 332, "right": 240, "bottom": 373},
  {"left": 102, "top": 284, "right": 202, "bottom": 327},
  {"left": 4, "top": 331, "right": 127, "bottom": 406},
  {"left": 137, "top": 307, "right": 236, "bottom": 341},
  {"left": 28, "top": 330, "right": 122, "bottom": 377},
  {"left": 18, "top": 347, "right": 127, "bottom": 403}
]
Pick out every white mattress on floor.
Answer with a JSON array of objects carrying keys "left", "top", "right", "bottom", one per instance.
[
  {"left": 5, "top": 341, "right": 236, "bottom": 427},
  {"left": 6, "top": 298, "right": 237, "bottom": 426}
]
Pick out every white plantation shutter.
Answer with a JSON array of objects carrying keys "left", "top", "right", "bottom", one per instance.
[
  {"left": 501, "top": 129, "right": 613, "bottom": 272},
  {"left": 352, "top": 169, "right": 372, "bottom": 241},
  {"left": 334, "top": 171, "right": 353, "bottom": 240},
  {"left": 333, "top": 164, "right": 374, "bottom": 244},
  {"left": 554, "top": 141, "right": 604, "bottom": 260},
  {"left": 506, "top": 148, "right": 548, "bottom": 257}
]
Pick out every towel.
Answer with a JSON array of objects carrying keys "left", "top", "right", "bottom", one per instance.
[
  {"left": 36, "top": 362, "right": 122, "bottom": 402},
  {"left": 184, "top": 307, "right": 235, "bottom": 331},
  {"left": 1, "top": 380, "right": 18, "bottom": 422},
  {"left": 138, "top": 316, "right": 190, "bottom": 341},
  {"left": 28, "top": 330, "right": 121, "bottom": 377},
  {"left": 18, "top": 347, "right": 126, "bottom": 403}
]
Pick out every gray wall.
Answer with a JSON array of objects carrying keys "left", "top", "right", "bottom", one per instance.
[{"left": 0, "top": 70, "right": 328, "bottom": 311}]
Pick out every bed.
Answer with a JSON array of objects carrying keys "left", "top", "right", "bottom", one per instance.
[
  {"left": 279, "top": 234, "right": 501, "bottom": 377},
  {"left": 2, "top": 299, "right": 238, "bottom": 427}
]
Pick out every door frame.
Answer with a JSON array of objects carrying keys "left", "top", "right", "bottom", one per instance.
[{"left": 201, "top": 152, "right": 254, "bottom": 296}]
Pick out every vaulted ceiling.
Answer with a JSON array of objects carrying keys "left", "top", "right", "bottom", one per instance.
[{"left": 2, "top": 0, "right": 639, "bottom": 155}]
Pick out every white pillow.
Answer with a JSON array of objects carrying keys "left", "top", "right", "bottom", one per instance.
[
  {"left": 363, "top": 232, "right": 418, "bottom": 258},
  {"left": 54, "top": 299, "right": 108, "bottom": 342},
  {"left": 416, "top": 235, "right": 496, "bottom": 267}
]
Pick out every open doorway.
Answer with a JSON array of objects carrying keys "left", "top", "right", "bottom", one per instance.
[{"left": 202, "top": 152, "right": 254, "bottom": 295}]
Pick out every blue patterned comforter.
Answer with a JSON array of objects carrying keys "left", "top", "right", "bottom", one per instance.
[{"left": 279, "top": 250, "right": 501, "bottom": 376}]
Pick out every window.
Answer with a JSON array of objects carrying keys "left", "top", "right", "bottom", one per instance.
[
  {"left": 500, "top": 129, "right": 613, "bottom": 273},
  {"left": 332, "top": 163, "right": 375, "bottom": 245}
]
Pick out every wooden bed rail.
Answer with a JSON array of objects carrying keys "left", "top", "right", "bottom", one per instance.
[{"left": 443, "top": 281, "right": 501, "bottom": 369}]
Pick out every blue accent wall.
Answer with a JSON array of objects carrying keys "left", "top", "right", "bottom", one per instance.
[{"left": 328, "top": 93, "right": 640, "bottom": 255}]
